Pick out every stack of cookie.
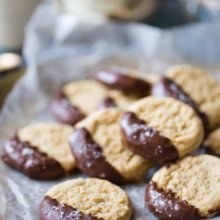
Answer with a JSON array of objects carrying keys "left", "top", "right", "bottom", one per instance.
[{"left": 2, "top": 66, "right": 220, "bottom": 220}]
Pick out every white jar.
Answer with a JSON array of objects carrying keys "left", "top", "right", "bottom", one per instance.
[
  {"left": 0, "top": 0, "right": 41, "bottom": 50},
  {"left": 56, "top": 0, "right": 157, "bottom": 22}
]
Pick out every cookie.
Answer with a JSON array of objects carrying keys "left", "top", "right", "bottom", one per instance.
[
  {"left": 95, "top": 67, "right": 152, "bottom": 97},
  {"left": 40, "top": 178, "right": 132, "bottom": 220},
  {"left": 204, "top": 128, "right": 220, "bottom": 156},
  {"left": 70, "top": 109, "right": 150, "bottom": 183},
  {"left": 2, "top": 122, "right": 75, "bottom": 180},
  {"left": 52, "top": 80, "right": 109, "bottom": 125},
  {"left": 166, "top": 65, "right": 220, "bottom": 129},
  {"left": 121, "top": 96, "right": 204, "bottom": 164},
  {"left": 152, "top": 76, "right": 209, "bottom": 137},
  {"left": 146, "top": 155, "right": 220, "bottom": 220}
]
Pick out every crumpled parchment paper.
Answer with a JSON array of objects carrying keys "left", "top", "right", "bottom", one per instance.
[{"left": 1, "top": 3, "right": 220, "bottom": 220}]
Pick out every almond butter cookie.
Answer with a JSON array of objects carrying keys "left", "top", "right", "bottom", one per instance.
[
  {"left": 166, "top": 66, "right": 220, "bottom": 129},
  {"left": 121, "top": 96, "right": 204, "bottom": 164},
  {"left": 52, "top": 80, "right": 109, "bottom": 125},
  {"left": 40, "top": 178, "right": 132, "bottom": 220},
  {"left": 146, "top": 155, "right": 220, "bottom": 220},
  {"left": 2, "top": 122, "right": 75, "bottom": 179},
  {"left": 95, "top": 67, "right": 152, "bottom": 97},
  {"left": 70, "top": 109, "right": 150, "bottom": 184}
]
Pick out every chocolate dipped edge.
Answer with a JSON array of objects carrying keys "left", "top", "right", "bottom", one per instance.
[
  {"left": 51, "top": 92, "right": 86, "bottom": 125},
  {"left": 152, "top": 76, "right": 209, "bottom": 137},
  {"left": 69, "top": 127, "right": 125, "bottom": 184},
  {"left": 145, "top": 181, "right": 203, "bottom": 220},
  {"left": 40, "top": 195, "right": 102, "bottom": 220},
  {"left": 2, "top": 137, "right": 65, "bottom": 180},
  {"left": 95, "top": 69, "right": 151, "bottom": 97},
  {"left": 120, "top": 112, "right": 179, "bottom": 165}
]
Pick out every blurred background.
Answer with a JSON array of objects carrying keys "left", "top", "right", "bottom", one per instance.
[{"left": 1, "top": 0, "right": 220, "bottom": 106}]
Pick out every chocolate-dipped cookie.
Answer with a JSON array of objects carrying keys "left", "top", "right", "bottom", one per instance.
[
  {"left": 52, "top": 80, "right": 109, "bottom": 125},
  {"left": 146, "top": 155, "right": 220, "bottom": 220},
  {"left": 40, "top": 178, "right": 132, "bottom": 220},
  {"left": 152, "top": 76, "right": 209, "bottom": 137},
  {"left": 166, "top": 65, "right": 220, "bottom": 129},
  {"left": 121, "top": 96, "right": 204, "bottom": 164},
  {"left": 70, "top": 109, "right": 150, "bottom": 184},
  {"left": 95, "top": 67, "right": 152, "bottom": 97},
  {"left": 2, "top": 122, "right": 75, "bottom": 180}
]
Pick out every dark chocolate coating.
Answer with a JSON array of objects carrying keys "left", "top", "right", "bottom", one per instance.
[
  {"left": 51, "top": 92, "right": 86, "bottom": 125},
  {"left": 2, "top": 137, "right": 65, "bottom": 180},
  {"left": 95, "top": 69, "right": 151, "bottom": 97},
  {"left": 145, "top": 181, "right": 203, "bottom": 220},
  {"left": 69, "top": 128, "right": 125, "bottom": 184},
  {"left": 120, "top": 112, "right": 179, "bottom": 165},
  {"left": 97, "top": 97, "right": 117, "bottom": 110},
  {"left": 40, "top": 196, "right": 102, "bottom": 220},
  {"left": 152, "top": 77, "right": 209, "bottom": 137}
]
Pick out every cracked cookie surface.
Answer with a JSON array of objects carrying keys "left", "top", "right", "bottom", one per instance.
[
  {"left": 148, "top": 155, "right": 220, "bottom": 219},
  {"left": 17, "top": 122, "right": 75, "bottom": 172},
  {"left": 74, "top": 109, "right": 150, "bottom": 182},
  {"left": 167, "top": 66, "right": 220, "bottom": 129},
  {"left": 125, "top": 96, "right": 204, "bottom": 161}
]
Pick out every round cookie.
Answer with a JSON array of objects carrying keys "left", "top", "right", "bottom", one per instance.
[
  {"left": 52, "top": 79, "right": 109, "bottom": 125},
  {"left": 70, "top": 109, "right": 150, "bottom": 183},
  {"left": 146, "top": 155, "right": 220, "bottom": 220},
  {"left": 2, "top": 122, "right": 75, "bottom": 180},
  {"left": 52, "top": 79, "right": 140, "bottom": 125},
  {"left": 40, "top": 178, "right": 132, "bottom": 220},
  {"left": 166, "top": 65, "right": 220, "bottom": 129},
  {"left": 204, "top": 128, "right": 220, "bottom": 156},
  {"left": 120, "top": 96, "right": 204, "bottom": 164},
  {"left": 95, "top": 67, "right": 152, "bottom": 97},
  {"left": 151, "top": 76, "right": 209, "bottom": 137}
]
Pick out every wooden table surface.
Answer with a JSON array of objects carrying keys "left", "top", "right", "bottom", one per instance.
[{"left": 0, "top": 68, "right": 25, "bottom": 108}]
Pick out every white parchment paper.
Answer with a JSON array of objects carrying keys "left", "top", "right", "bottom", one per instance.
[{"left": 1, "top": 3, "right": 220, "bottom": 220}]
